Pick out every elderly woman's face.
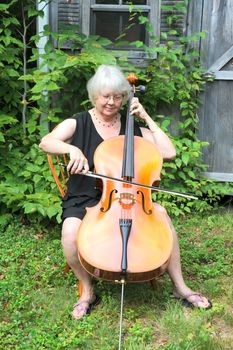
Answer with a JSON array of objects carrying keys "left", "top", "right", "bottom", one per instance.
[{"left": 95, "top": 90, "right": 123, "bottom": 117}]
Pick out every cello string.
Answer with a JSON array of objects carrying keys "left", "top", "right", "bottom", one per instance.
[{"left": 118, "top": 280, "right": 125, "bottom": 350}]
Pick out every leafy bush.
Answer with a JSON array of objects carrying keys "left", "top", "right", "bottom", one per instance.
[{"left": 0, "top": 1, "right": 231, "bottom": 222}]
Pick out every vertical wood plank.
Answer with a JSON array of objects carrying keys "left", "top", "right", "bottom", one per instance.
[
  {"left": 197, "top": 0, "right": 233, "bottom": 180},
  {"left": 186, "top": 0, "right": 204, "bottom": 53},
  {"left": 201, "top": 0, "right": 233, "bottom": 69}
]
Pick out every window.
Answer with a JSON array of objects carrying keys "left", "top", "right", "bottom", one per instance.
[
  {"left": 91, "top": 4, "right": 148, "bottom": 47},
  {"left": 83, "top": 0, "right": 160, "bottom": 59},
  {"left": 50, "top": 1, "right": 160, "bottom": 61}
]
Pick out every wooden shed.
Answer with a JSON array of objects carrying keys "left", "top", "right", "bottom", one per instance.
[{"left": 48, "top": 0, "right": 233, "bottom": 182}]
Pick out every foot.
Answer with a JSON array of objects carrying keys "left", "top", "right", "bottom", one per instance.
[
  {"left": 173, "top": 290, "right": 212, "bottom": 310},
  {"left": 71, "top": 295, "right": 101, "bottom": 320}
]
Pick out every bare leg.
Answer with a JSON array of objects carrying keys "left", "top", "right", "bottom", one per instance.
[
  {"left": 61, "top": 217, "right": 96, "bottom": 319},
  {"left": 154, "top": 204, "right": 211, "bottom": 309}
]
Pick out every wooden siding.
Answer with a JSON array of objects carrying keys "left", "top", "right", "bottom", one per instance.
[
  {"left": 58, "top": 0, "right": 80, "bottom": 30},
  {"left": 199, "top": 81, "right": 233, "bottom": 176},
  {"left": 160, "top": 0, "right": 187, "bottom": 42},
  {"left": 188, "top": 0, "right": 233, "bottom": 181}
]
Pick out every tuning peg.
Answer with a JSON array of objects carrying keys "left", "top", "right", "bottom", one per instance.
[{"left": 136, "top": 85, "right": 146, "bottom": 94}]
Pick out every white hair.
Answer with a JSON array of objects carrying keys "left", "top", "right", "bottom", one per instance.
[{"left": 87, "top": 65, "right": 131, "bottom": 105}]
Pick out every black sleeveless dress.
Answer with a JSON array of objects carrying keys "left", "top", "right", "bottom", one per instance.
[{"left": 62, "top": 111, "right": 142, "bottom": 221}]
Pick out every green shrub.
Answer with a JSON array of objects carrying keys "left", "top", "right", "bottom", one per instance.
[{"left": 0, "top": 1, "right": 231, "bottom": 222}]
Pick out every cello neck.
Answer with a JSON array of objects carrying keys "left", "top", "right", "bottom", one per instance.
[{"left": 121, "top": 88, "right": 135, "bottom": 179}]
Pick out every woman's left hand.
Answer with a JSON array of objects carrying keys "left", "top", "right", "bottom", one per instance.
[{"left": 130, "top": 97, "right": 149, "bottom": 121}]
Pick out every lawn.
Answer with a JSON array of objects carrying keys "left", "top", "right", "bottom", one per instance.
[{"left": 0, "top": 208, "right": 232, "bottom": 350}]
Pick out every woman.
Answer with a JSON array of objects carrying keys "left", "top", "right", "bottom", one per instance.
[{"left": 39, "top": 65, "right": 212, "bottom": 319}]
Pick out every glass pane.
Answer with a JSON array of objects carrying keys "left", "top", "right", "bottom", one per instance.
[
  {"left": 94, "top": 12, "right": 119, "bottom": 42},
  {"left": 96, "top": 1, "right": 119, "bottom": 4},
  {"left": 123, "top": 1, "right": 147, "bottom": 4},
  {"left": 94, "top": 11, "right": 147, "bottom": 46},
  {"left": 122, "top": 12, "right": 146, "bottom": 42}
]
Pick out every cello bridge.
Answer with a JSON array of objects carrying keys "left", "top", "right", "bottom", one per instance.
[{"left": 119, "top": 193, "right": 135, "bottom": 209}]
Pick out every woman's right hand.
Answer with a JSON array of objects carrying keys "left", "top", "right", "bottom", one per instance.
[{"left": 67, "top": 145, "right": 89, "bottom": 174}]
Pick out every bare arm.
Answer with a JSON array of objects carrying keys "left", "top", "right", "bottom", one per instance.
[
  {"left": 39, "top": 119, "right": 89, "bottom": 174},
  {"left": 130, "top": 97, "right": 176, "bottom": 159}
]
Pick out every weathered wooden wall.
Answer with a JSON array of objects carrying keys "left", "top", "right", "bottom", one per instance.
[{"left": 188, "top": 0, "right": 233, "bottom": 181}]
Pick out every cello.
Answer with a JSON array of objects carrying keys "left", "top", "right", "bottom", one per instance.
[{"left": 76, "top": 74, "right": 174, "bottom": 347}]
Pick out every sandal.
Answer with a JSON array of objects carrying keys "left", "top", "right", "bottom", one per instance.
[
  {"left": 71, "top": 295, "right": 101, "bottom": 320},
  {"left": 173, "top": 292, "right": 212, "bottom": 310}
]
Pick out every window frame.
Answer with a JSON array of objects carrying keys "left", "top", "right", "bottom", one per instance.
[{"left": 81, "top": 0, "right": 160, "bottom": 60}]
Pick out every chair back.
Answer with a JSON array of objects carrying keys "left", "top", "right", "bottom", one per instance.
[{"left": 47, "top": 154, "right": 69, "bottom": 198}]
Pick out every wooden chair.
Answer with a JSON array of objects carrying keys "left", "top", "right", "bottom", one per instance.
[
  {"left": 47, "top": 154, "right": 83, "bottom": 297},
  {"left": 47, "top": 154, "right": 68, "bottom": 198}
]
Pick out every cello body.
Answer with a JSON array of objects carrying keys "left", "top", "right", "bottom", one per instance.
[{"left": 77, "top": 135, "right": 173, "bottom": 282}]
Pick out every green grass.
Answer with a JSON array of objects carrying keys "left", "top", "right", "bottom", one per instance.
[{"left": 0, "top": 209, "right": 232, "bottom": 350}]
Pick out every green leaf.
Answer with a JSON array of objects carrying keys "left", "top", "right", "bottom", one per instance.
[
  {"left": 175, "top": 159, "right": 182, "bottom": 168},
  {"left": 115, "top": 40, "right": 129, "bottom": 47},
  {"left": 44, "top": 41, "right": 53, "bottom": 54},
  {"left": 19, "top": 74, "right": 35, "bottom": 81},
  {"left": 46, "top": 82, "right": 60, "bottom": 91},
  {"left": 0, "top": 132, "right": 5, "bottom": 142},
  {"left": 195, "top": 31, "right": 206, "bottom": 38},
  {"left": 130, "top": 40, "right": 144, "bottom": 48},
  {"left": 161, "top": 119, "right": 171, "bottom": 129},
  {"left": 0, "top": 114, "right": 18, "bottom": 127},
  {"left": 97, "top": 37, "right": 112, "bottom": 46},
  {"left": 6, "top": 68, "right": 19, "bottom": 77},
  {"left": 178, "top": 171, "right": 186, "bottom": 181},
  {"left": 33, "top": 174, "right": 42, "bottom": 183},
  {"left": 164, "top": 162, "right": 177, "bottom": 169},
  {"left": 47, "top": 206, "right": 59, "bottom": 219},
  {"left": 23, "top": 203, "right": 37, "bottom": 214},
  {"left": 188, "top": 171, "right": 196, "bottom": 179},
  {"left": 0, "top": 4, "right": 9, "bottom": 11},
  {"left": 160, "top": 32, "right": 168, "bottom": 40},
  {"left": 138, "top": 16, "right": 148, "bottom": 24},
  {"left": 182, "top": 153, "right": 190, "bottom": 165},
  {"left": 180, "top": 102, "right": 189, "bottom": 109},
  {"left": 28, "top": 8, "right": 44, "bottom": 18}
]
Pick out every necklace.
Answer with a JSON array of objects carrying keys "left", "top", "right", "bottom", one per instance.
[{"left": 92, "top": 108, "right": 119, "bottom": 128}]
